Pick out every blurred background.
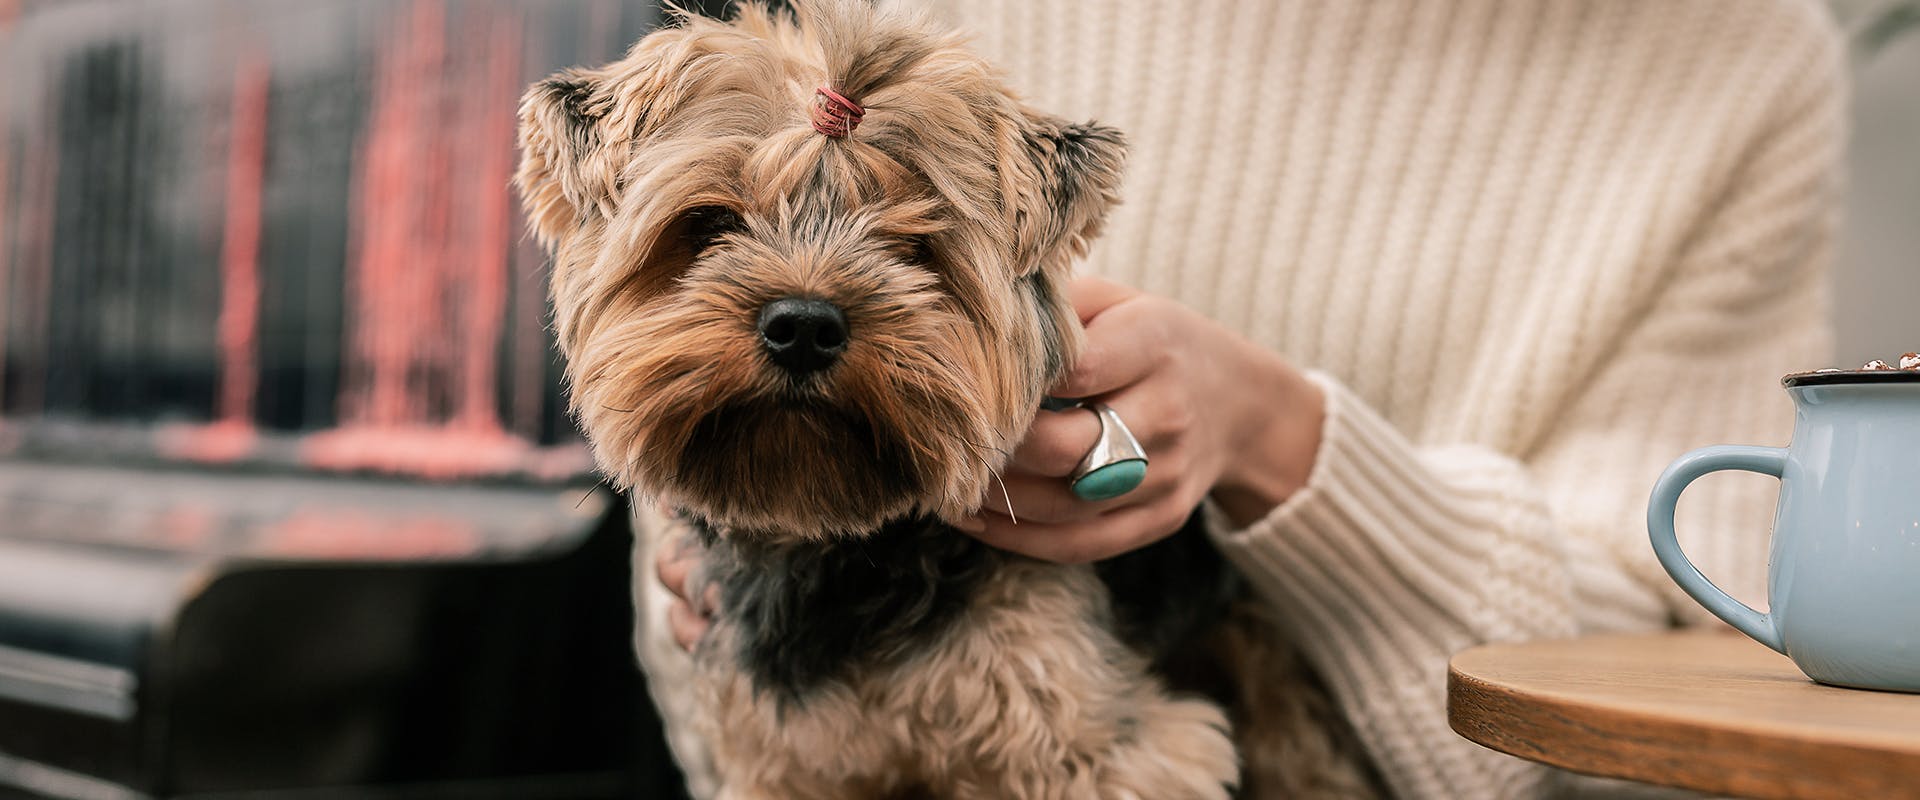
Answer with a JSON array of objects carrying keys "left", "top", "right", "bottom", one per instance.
[
  {"left": 1835, "top": 0, "right": 1920, "bottom": 364},
  {"left": 0, "top": 1, "right": 1911, "bottom": 799},
  {"left": 0, "top": 2, "right": 723, "bottom": 798}
]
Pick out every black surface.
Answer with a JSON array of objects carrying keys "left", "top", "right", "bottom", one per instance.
[{"left": 0, "top": 491, "right": 691, "bottom": 800}]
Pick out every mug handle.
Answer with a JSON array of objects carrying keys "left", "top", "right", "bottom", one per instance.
[{"left": 1646, "top": 445, "right": 1787, "bottom": 655}]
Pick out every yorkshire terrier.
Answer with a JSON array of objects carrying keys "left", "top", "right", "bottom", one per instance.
[{"left": 517, "top": 2, "right": 1375, "bottom": 797}]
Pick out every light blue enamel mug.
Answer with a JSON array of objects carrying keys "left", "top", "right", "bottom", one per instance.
[{"left": 1649, "top": 369, "right": 1920, "bottom": 692}]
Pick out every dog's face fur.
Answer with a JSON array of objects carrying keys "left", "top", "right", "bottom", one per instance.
[{"left": 517, "top": 1, "right": 1124, "bottom": 539}]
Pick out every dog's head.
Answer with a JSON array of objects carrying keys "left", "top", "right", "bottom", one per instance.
[{"left": 517, "top": 0, "right": 1124, "bottom": 538}]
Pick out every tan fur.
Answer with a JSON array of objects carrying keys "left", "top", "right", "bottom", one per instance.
[
  {"left": 696, "top": 559, "right": 1237, "bottom": 800},
  {"left": 517, "top": 2, "right": 1360, "bottom": 797},
  {"left": 1205, "top": 601, "right": 1384, "bottom": 799},
  {"left": 518, "top": 0, "right": 1099, "bottom": 537}
]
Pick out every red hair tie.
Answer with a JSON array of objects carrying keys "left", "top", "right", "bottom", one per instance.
[{"left": 811, "top": 86, "right": 865, "bottom": 138}]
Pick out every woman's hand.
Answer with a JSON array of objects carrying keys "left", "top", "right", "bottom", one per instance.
[
  {"left": 953, "top": 276, "right": 1325, "bottom": 563},
  {"left": 656, "top": 534, "right": 714, "bottom": 651}
]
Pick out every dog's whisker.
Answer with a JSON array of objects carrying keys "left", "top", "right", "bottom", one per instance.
[
  {"left": 982, "top": 457, "right": 1018, "bottom": 525},
  {"left": 958, "top": 436, "right": 1012, "bottom": 461}
]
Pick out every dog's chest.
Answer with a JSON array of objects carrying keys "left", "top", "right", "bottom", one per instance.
[{"left": 696, "top": 516, "right": 1001, "bottom": 702}]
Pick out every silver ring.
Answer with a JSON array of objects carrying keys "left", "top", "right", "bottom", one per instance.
[{"left": 1069, "top": 403, "right": 1149, "bottom": 501}]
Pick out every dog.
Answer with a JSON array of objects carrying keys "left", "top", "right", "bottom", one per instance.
[{"left": 516, "top": 2, "right": 1377, "bottom": 797}]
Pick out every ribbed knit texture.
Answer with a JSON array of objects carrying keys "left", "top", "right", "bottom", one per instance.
[
  {"left": 926, "top": 1, "right": 1844, "bottom": 797},
  {"left": 633, "top": 2, "right": 1846, "bottom": 797}
]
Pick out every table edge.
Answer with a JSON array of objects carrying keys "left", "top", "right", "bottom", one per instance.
[{"left": 1447, "top": 662, "right": 1920, "bottom": 800}]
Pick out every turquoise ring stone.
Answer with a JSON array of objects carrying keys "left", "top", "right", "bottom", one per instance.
[
  {"left": 1072, "top": 458, "right": 1148, "bottom": 501},
  {"left": 1066, "top": 402, "right": 1149, "bottom": 501}
]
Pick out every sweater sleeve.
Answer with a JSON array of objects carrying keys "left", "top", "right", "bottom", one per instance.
[{"left": 1205, "top": 13, "right": 1845, "bottom": 799}]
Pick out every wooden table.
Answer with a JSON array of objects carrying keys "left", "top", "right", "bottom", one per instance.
[{"left": 1448, "top": 631, "right": 1920, "bottom": 800}]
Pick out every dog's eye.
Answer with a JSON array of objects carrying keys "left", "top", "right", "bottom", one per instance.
[{"left": 681, "top": 206, "right": 743, "bottom": 257}]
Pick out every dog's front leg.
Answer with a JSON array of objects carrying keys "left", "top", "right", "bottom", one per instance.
[{"left": 896, "top": 560, "right": 1240, "bottom": 800}]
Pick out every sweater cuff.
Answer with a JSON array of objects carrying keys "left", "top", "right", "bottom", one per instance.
[
  {"left": 1205, "top": 372, "right": 1571, "bottom": 796},
  {"left": 1205, "top": 370, "right": 1544, "bottom": 665}
]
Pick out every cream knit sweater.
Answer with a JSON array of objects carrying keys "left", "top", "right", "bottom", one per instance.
[{"left": 634, "top": 1, "right": 1846, "bottom": 797}]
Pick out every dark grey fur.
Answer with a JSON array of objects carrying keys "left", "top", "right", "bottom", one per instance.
[
  {"left": 694, "top": 514, "right": 1002, "bottom": 704},
  {"left": 691, "top": 506, "right": 1237, "bottom": 706},
  {"left": 536, "top": 74, "right": 600, "bottom": 143},
  {"left": 1097, "top": 510, "right": 1243, "bottom": 675},
  {"left": 1025, "top": 274, "right": 1069, "bottom": 384},
  {"left": 1042, "top": 123, "right": 1124, "bottom": 219}
]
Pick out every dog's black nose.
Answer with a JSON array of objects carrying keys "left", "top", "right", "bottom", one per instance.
[{"left": 758, "top": 297, "right": 848, "bottom": 376}]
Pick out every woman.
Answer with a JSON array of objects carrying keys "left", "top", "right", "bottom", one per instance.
[{"left": 652, "top": 0, "right": 1846, "bottom": 796}]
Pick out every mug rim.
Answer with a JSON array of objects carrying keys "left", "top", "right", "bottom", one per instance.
[{"left": 1782, "top": 370, "right": 1920, "bottom": 388}]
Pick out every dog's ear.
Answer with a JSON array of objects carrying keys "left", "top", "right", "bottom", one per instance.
[
  {"left": 516, "top": 68, "right": 617, "bottom": 245},
  {"left": 1012, "top": 115, "right": 1127, "bottom": 276}
]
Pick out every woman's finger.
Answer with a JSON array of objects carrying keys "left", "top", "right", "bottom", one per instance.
[
  {"left": 1014, "top": 385, "right": 1176, "bottom": 477},
  {"left": 967, "top": 495, "right": 1192, "bottom": 564},
  {"left": 667, "top": 597, "right": 707, "bottom": 651},
  {"left": 977, "top": 469, "right": 1162, "bottom": 524},
  {"left": 1065, "top": 276, "right": 1140, "bottom": 324},
  {"left": 1011, "top": 404, "right": 1104, "bottom": 477},
  {"left": 1052, "top": 298, "right": 1172, "bottom": 399},
  {"left": 656, "top": 540, "right": 696, "bottom": 601}
]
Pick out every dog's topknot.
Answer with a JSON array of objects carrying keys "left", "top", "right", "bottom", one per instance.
[
  {"left": 810, "top": 86, "right": 864, "bottom": 138},
  {"left": 799, "top": 0, "right": 944, "bottom": 100}
]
